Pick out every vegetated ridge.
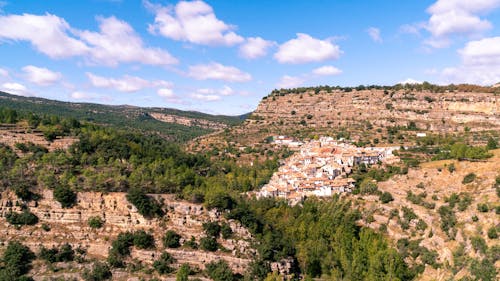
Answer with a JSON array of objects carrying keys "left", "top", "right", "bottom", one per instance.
[{"left": 0, "top": 91, "right": 246, "bottom": 142}]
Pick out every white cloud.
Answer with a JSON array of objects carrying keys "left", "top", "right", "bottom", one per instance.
[
  {"left": 22, "top": 65, "right": 62, "bottom": 86},
  {"left": 71, "top": 91, "right": 96, "bottom": 100},
  {"left": 441, "top": 36, "right": 500, "bottom": 85},
  {"left": 274, "top": 33, "right": 342, "bottom": 64},
  {"left": 1, "top": 82, "right": 30, "bottom": 96},
  {"left": 219, "top": 85, "right": 234, "bottom": 96},
  {"left": 0, "top": 68, "right": 8, "bottom": 77},
  {"left": 86, "top": 72, "right": 172, "bottom": 92},
  {"left": 0, "top": 13, "right": 177, "bottom": 66},
  {"left": 157, "top": 88, "right": 174, "bottom": 98},
  {"left": 366, "top": 27, "right": 382, "bottom": 43},
  {"left": 78, "top": 16, "right": 178, "bottom": 66},
  {"left": 0, "top": 13, "right": 89, "bottom": 58},
  {"left": 239, "top": 37, "right": 275, "bottom": 59},
  {"left": 188, "top": 62, "right": 252, "bottom": 82},
  {"left": 190, "top": 93, "right": 221, "bottom": 101},
  {"left": 399, "top": 78, "right": 423, "bottom": 84},
  {"left": 406, "top": 0, "right": 500, "bottom": 48},
  {"left": 277, "top": 75, "right": 305, "bottom": 88},
  {"left": 147, "top": 0, "right": 243, "bottom": 46},
  {"left": 312, "top": 65, "right": 342, "bottom": 76}
]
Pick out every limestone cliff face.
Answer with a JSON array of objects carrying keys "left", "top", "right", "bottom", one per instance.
[
  {"left": 0, "top": 190, "right": 254, "bottom": 274},
  {"left": 252, "top": 90, "right": 499, "bottom": 132}
]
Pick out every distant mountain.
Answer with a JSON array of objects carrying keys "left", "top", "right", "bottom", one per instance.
[{"left": 0, "top": 91, "right": 247, "bottom": 142}]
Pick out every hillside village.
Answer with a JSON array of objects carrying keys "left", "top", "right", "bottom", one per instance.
[{"left": 258, "top": 136, "right": 399, "bottom": 203}]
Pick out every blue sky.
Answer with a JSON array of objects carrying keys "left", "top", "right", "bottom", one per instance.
[{"left": 1, "top": 0, "right": 500, "bottom": 115}]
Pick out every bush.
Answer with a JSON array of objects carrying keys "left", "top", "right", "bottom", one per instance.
[
  {"left": 487, "top": 227, "right": 498, "bottom": 239},
  {"left": 200, "top": 236, "right": 218, "bottom": 252},
  {"left": 163, "top": 230, "right": 181, "bottom": 248},
  {"left": 6, "top": 210, "right": 39, "bottom": 226},
  {"left": 203, "top": 221, "right": 221, "bottom": 237},
  {"left": 176, "top": 263, "right": 191, "bottom": 281},
  {"left": 1, "top": 241, "right": 36, "bottom": 278},
  {"left": 359, "top": 178, "right": 378, "bottom": 195},
  {"left": 88, "top": 216, "right": 104, "bottom": 229},
  {"left": 221, "top": 223, "right": 233, "bottom": 239},
  {"left": 126, "top": 188, "right": 164, "bottom": 218},
  {"left": 462, "top": 173, "right": 476, "bottom": 184},
  {"left": 447, "top": 163, "right": 455, "bottom": 173},
  {"left": 477, "top": 203, "right": 489, "bottom": 213},
  {"left": 206, "top": 260, "right": 234, "bottom": 281},
  {"left": 82, "top": 262, "right": 112, "bottom": 281},
  {"left": 184, "top": 236, "right": 198, "bottom": 249},
  {"left": 53, "top": 185, "right": 77, "bottom": 208},
  {"left": 379, "top": 192, "right": 394, "bottom": 203},
  {"left": 39, "top": 243, "right": 74, "bottom": 263},
  {"left": 132, "top": 230, "right": 155, "bottom": 249},
  {"left": 470, "top": 236, "right": 488, "bottom": 254},
  {"left": 153, "top": 252, "right": 176, "bottom": 275}
]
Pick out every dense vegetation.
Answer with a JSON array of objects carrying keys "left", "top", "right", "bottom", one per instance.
[
  {"left": 0, "top": 92, "right": 244, "bottom": 142},
  {"left": 267, "top": 82, "right": 500, "bottom": 98}
]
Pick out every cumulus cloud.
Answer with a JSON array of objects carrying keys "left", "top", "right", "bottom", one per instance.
[
  {"left": 403, "top": 0, "right": 500, "bottom": 48},
  {"left": 0, "top": 13, "right": 89, "bottom": 58},
  {"left": 189, "top": 85, "right": 235, "bottom": 102},
  {"left": 441, "top": 36, "right": 500, "bottom": 85},
  {"left": 1, "top": 82, "right": 30, "bottom": 96},
  {"left": 277, "top": 75, "right": 305, "bottom": 88},
  {"left": 86, "top": 72, "right": 172, "bottom": 92},
  {"left": 147, "top": 0, "right": 243, "bottom": 46},
  {"left": 188, "top": 62, "right": 252, "bottom": 82},
  {"left": 22, "top": 65, "right": 62, "bottom": 86},
  {"left": 366, "top": 27, "right": 382, "bottom": 43},
  {"left": 274, "top": 33, "right": 342, "bottom": 64},
  {"left": 239, "top": 37, "right": 275, "bottom": 59},
  {"left": 312, "top": 66, "right": 342, "bottom": 76},
  {"left": 0, "top": 13, "right": 177, "bottom": 66},
  {"left": 78, "top": 16, "right": 178, "bottom": 66}
]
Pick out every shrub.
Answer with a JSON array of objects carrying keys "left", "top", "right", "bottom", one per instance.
[
  {"left": 206, "top": 260, "right": 234, "bottom": 281},
  {"left": 39, "top": 243, "right": 74, "bottom": 263},
  {"left": 6, "top": 210, "right": 39, "bottom": 226},
  {"left": 1, "top": 241, "right": 36, "bottom": 278},
  {"left": 221, "top": 223, "right": 233, "bottom": 239},
  {"left": 163, "top": 230, "right": 181, "bottom": 248},
  {"left": 359, "top": 178, "right": 378, "bottom": 195},
  {"left": 200, "top": 236, "right": 218, "bottom": 252},
  {"left": 477, "top": 203, "right": 489, "bottom": 213},
  {"left": 462, "top": 173, "right": 476, "bottom": 184},
  {"left": 203, "top": 221, "right": 221, "bottom": 237},
  {"left": 53, "top": 185, "right": 77, "bottom": 208},
  {"left": 82, "top": 262, "right": 112, "bottom": 281},
  {"left": 126, "top": 188, "right": 164, "bottom": 218},
  {"left": 132, "top": 230, "right": 155, "bottom": 249},
  {"left": 88, "top": 216, "right": 104, "bottom": 229},
  {"left": 487, "top": 227, "right": 498, "bottom": 239},
  {"left": 176, "top": 263, "right": 191, "bottom": 281},
  {"left": 184, "top": 236, "right": 198, "bottom": 249},
  {"left": 472, "top": 215, "right": 479, "bottom": 222},
  {"left": 447, "top": 163, "right": 455, "bottom": 173},
  {"left": 470, "top": 236, "right": 488, "bottom": 254},
  {"left": 153, "top": 252, "right": 176, "bottom": 275},
  {"left": 379, "top": 192, "right": 394, "bottom": 203}
]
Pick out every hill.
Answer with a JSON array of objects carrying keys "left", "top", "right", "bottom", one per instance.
[{"left": 0, "top": 91, "right": 245, "bottom": 142}]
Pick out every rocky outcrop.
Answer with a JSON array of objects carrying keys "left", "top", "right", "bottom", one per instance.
[{"left": 0, "top": 190, "right": 254, "bottom": 274}]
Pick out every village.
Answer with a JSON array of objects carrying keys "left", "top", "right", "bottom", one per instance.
[{"left": 258, "top": 136, "right": 399, "bottom": 203}]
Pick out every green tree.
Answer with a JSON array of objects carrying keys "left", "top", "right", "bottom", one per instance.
[
  {"left": 176, "top": 263, "right": 191, "bottom": 281},
  {"left": 53, "top": 185, "right": 77, "bottom": 208},
  {"left": 163, "top": 230, "right": 181, "bottom": 248},
  {"left": 206, "top": 260, "right": 234, "bottom": 281}
]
